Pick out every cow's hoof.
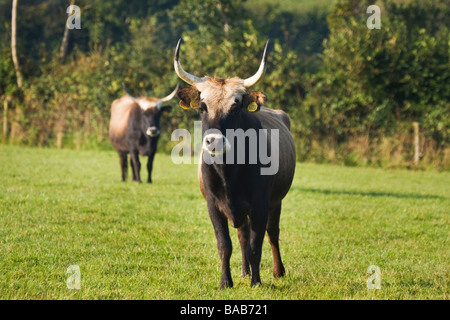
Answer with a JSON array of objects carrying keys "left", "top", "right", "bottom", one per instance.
[
  {"left": 220, "top": 280, "right": 233, "bottom": 290},
  {"left": 273, "top": 266, "right": 285, "bottom": 278},
  {"left": 250, "top": 278, "right": 262, "bottom": 287},
  {"left": 241, "top": 268, "right": 251, "bottom": 278}
]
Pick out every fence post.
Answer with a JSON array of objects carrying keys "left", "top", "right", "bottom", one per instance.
[
  {"left": 3, "top": 99, "right": 8, "bottom": 141},
  {"left": 413, "top": 121, "right": 419, "bottom": 166}
]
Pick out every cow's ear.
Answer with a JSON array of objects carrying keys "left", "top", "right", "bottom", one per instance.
[
  {"left": 177, "top": 86, "right": 199, "bottom": 110},
  {"left": 161, "top": 106, "right": 172, "bottom": 113},
  {"left": 243, "top": 91, "right": 267, "bottom": 113}
]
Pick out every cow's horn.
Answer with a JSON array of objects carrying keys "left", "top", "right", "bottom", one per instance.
[
  {"left": 160, "top": 83, "right": 179, "bottom": 102},
  {"left": 243, "top": 40, "right": 269, "bottom": 88},
  {"left": 174, "top": 39, "right": 206, "bottom": 85}
]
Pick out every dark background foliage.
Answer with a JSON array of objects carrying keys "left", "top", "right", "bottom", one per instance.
[{"left": 0, "top": 0, "right": 448, "bottom": 169}]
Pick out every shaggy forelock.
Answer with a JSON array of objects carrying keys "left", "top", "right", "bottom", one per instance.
[
  {"left": 196, "top": 77, "right": 246, "bottom": 119},
  {"left": 137, "top": 97, "right": 162, "bottom": 111}
]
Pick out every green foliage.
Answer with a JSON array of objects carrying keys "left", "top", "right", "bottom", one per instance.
[
  {"left": 0, "top": 0, "right": 448, "bottom": 168},
  {"left": 0, "top": 46, "right": 17, "bottom": 97},
  {"left": 300, "top": 0, "right": 449, "bottom": 166}
]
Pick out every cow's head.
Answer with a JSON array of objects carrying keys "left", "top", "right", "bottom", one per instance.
[
  {"left": 123, "top": 83, "right": 177, "bottom": 137},
  {"left": 174, "top": 39, "right": 268, "bottom": 155}
]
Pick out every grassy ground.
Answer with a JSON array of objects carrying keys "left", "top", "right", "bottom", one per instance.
[{"left": 0, "top": 146, "right": 448, "bottom": 299}]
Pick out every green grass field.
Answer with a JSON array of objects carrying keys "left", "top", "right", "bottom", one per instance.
[{"left": 0, "top": 146, "right": 448, "bottom": 299}]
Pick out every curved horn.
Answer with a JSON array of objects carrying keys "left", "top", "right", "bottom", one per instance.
[
  {"left": 160, "top": 83, "right": 179, "bottom": 102},
  {"left": 174, "top": 39, "right": 206, "bottom": 85},
  {"left": 243, "top": 40, "right": 269, "bottom": 88}
]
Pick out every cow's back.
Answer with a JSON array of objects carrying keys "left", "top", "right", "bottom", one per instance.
[
  {"left": 255, "top": 107, "right": 296, "bottom": 203},
  {"left": 109, "top": 96, "right": 138, "bottom": 152}
]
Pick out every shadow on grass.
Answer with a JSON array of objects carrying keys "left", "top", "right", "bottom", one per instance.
[{"left": 292, "top": 187, "right": 446, "bottom": 200}]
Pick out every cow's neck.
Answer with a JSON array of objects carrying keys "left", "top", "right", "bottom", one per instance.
[
  {"left": 202, "top": 161, "right": 252, "bottom": 228},
  {"left": 200, "top": 112, "right": 269, "bottom": 227}
]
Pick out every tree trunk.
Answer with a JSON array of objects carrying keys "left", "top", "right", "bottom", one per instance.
[
  {"left": 60, "top": 25, "right": 70, "bottom": 63},
  {"left": 60, "top": 0, "right": 75, "bottom": 63},
  {"left": 11, "top": 0, "right": 23, "bottom": 89}
]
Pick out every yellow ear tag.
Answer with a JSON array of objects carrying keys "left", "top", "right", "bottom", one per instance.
[
  {"left": 190, "top": 100, "right": 199, "bottom": 109},
  {"left": 248, "top": 101, "right": 260, "bottom": 113},
  {"left": 179, "top": 100, "right": 190, "bottom": 110}
]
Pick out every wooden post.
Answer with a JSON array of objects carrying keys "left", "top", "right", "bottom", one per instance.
[
  {"left": 56, "top": 128, "right": 63, "bottom": 149},
  {"left": 3, "top": 99, "right": 8, "bottom": 140},
  {"left": 413, "top": 121, "right": 420, "bottom": 166}
]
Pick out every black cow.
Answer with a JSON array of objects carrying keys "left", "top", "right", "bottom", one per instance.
[{"left": 174, "top": 39, "right": 296, "bottom": 288}]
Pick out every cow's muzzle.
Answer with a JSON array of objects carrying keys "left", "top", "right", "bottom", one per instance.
[
  {"left": 146, "top": 126, "right": 160, "bottom": 137},
  {"left": 202, "top": 133, "right": 231, "bottom": 156}
]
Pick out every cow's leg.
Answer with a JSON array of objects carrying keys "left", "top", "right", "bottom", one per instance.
[
  {"left": 130, "top": 159, "right": 136, "bottom": 180},
  {"left": 247, "top": 207, "right": 268, "bottom": 287},
  {"left": 266, "top": 202, "right": 285, "bottom": 278},
  {"left": 208, "top": 203, "right": 233, "bottom": 289},
  {"left": 146, "top": 152, "right": 156, "bottom": 183},
  {"left": 118, "top": 151, "right": 128, "bottom": 181},
  {"left": 237, "top": 217, "right": 251, "bottom": 278},
  {"left": 129, "top": 150, "right": 141, "bottom": 182}
]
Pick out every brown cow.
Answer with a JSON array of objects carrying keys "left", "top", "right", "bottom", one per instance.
[
  {"left": 174, "top": 39, "right": 296, "bottom": 288},
  {"left": 109, "top": 84, "right": 178, "bottom": 183}
]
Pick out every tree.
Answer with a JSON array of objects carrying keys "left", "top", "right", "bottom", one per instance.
[
  {"left": 60, "top": 0, "right": 76, "bottom": 63},
  {"left": 11, "top": 0, "right": 23, "bottom": 89},
  {"left": 300, "top": 0, "right": 449, "bottom": 165}
]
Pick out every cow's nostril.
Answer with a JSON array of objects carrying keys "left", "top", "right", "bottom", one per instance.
[
  {"left": 146, "top": 127, "right": 160, "bottom": 136},
  {"left": 206, "top": 137, "right": 215, "bottom": 145}
]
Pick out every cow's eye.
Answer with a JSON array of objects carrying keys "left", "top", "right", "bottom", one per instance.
[
  {"left": 230, "top": 99, "right": 241, "bottom": 111},
  {"left": 199, "top": 102, "right": 207, "bottom": 113}
]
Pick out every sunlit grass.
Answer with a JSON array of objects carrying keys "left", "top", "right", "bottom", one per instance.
[{"left": 0, "top": 146, "right": 448, "bottom": 299}]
